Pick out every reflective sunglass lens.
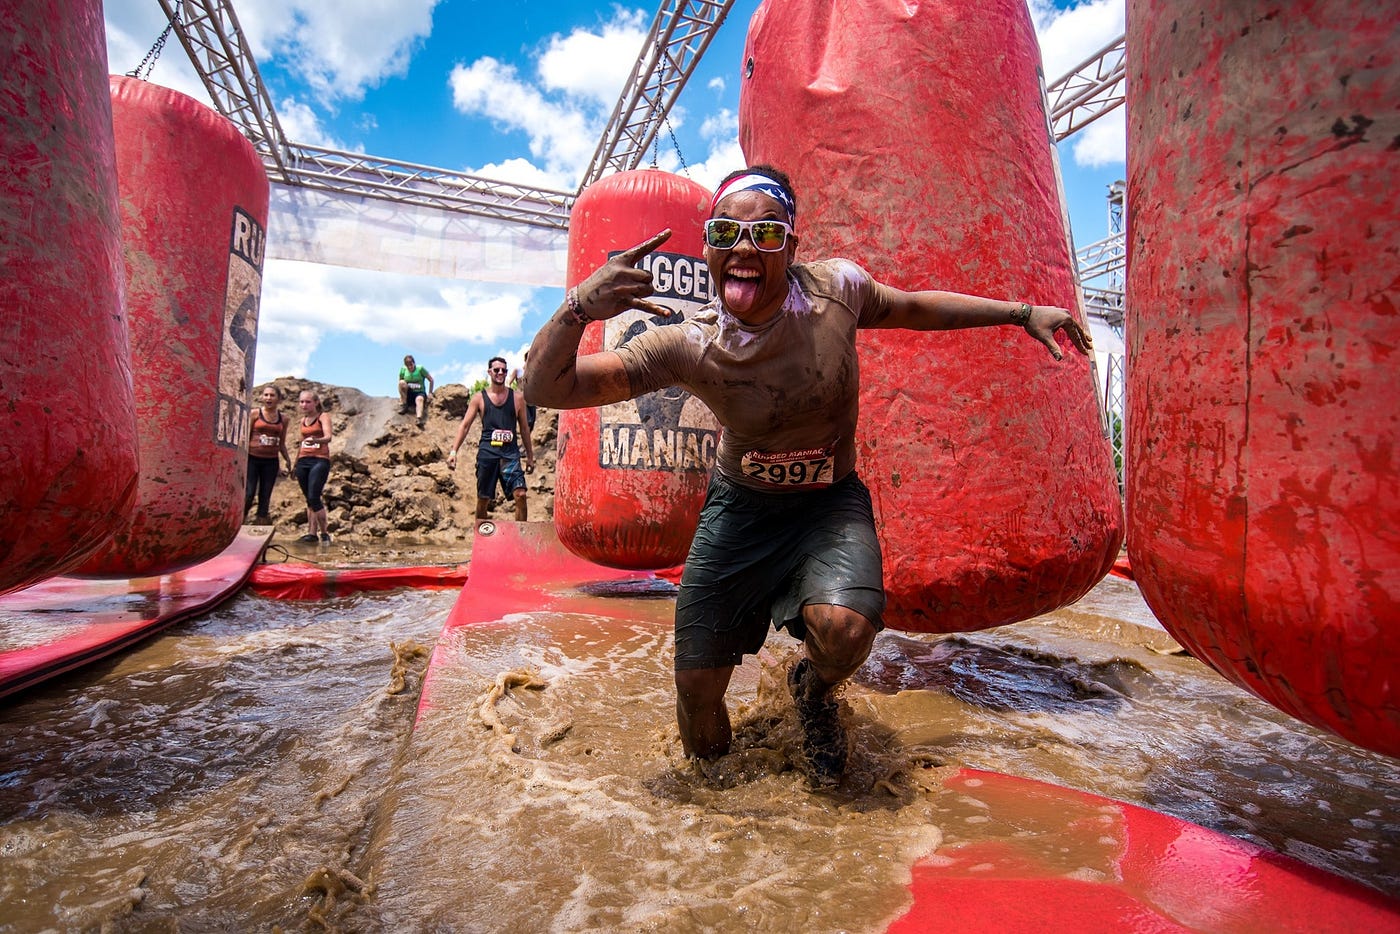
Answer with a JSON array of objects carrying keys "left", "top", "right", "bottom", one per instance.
[
  {"left": 705, "top": 218, "right": 789, "bottom": 250},
  {"left": 705, "top": 220, "right": 741, "bottom": 248},
  {"left": 751, "top": 222, "right": 786, "bottom": 251}
]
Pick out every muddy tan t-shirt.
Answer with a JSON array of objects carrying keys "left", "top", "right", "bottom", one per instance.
[{"left": 615, "top": 258, "right": 896, "bottom": 492}]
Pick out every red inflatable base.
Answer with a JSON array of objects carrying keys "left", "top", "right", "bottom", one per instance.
[
  {"left": 0, "top": 527, "right": 273, "bottom": 700},
  {"left": 417, "top": 520, "right": 675, "bottom": 720},
  {"left": 891, "top": 769, "right": 1400, "bottom": 933},
  {"left": 248, "top": 562, "right": 470, "bottom": 601}
]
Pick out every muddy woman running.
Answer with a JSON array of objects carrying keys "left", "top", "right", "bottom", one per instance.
[{"left": 526, "top": 165, "right": 1091, "bottom": 787}]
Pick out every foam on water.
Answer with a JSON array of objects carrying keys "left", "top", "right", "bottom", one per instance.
[{"left": 0, "top": 579, "right": 1395, "bottom": 930}]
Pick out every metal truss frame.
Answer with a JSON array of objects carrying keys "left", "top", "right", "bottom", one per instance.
[
  {"left": 1078, "top": 230, "right": 1126, "bottom": 333},
  {"left": 157, "top": 0, "right": 735, "bottom": 230},
  {"left": 1105, "top": 353, "right": 1126, "bottom": 496},
  {"left": 1043, "top": 35, "right": 1128, "bottom": 331},
  {"left": 158, "top": 0, "right": 576, "bottom": 227},
  {"left": 279, "top": 143, "right": 576, "bottom": 230},
  {"left": 155, "top": 0, "right": 292, "bottom": 179},
  {"left": 156, "top": 0, "right": 1129, "bottom": 282},
  {"left": 1046, "top": 34, "right": 1126, "bottom": 142},
  {"left": 580, "top": 0, "right": 737, "bottom": 187},
  {"left": 1075, "top": 179, "right": 1126, "bottom": 334},
  {"left": 1045, "top": 36, "right": 1128, "bottom": 335}
]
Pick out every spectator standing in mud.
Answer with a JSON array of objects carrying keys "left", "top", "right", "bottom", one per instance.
[
  {"left": 525, "top": 165, "right": 1091, "bottom": 788},
  {"left": 294, "top": 388, "right": 334, "bottom": 544},
  {"left": 398, "top": 354, "right": 435, "bottom": 427},
  {"left": 447, "top": 357, "right": 535, "bottom": 521},
  {"left": 244, "top": 384, "right": 292, "bottom": 524}
]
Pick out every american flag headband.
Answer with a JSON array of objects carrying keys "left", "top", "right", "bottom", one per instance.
[{"left": 709, "top": 174, "right": 796, "bottom": 222}]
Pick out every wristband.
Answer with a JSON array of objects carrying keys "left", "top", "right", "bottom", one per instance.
[
  {"left": 564, "top": 287, "right": 592, "bottom": 326},
  {"left": 1009, "top": 302, "right": 1032, "bottom": 327}
]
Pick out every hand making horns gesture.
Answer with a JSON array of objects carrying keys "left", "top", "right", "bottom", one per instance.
[{"left": 574, "top": 229, "right": 675, "bottom": 321}]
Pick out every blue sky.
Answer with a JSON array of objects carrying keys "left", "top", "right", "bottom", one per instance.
[{"left": 104, "top": 0, "right": 1126, "bottom": 395}]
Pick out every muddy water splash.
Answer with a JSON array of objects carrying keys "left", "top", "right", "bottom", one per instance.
[
  {"left": 0, "top": 578, "right": 1396, "bottom": 930},
  {"left": 0, "top": 589, "right": 447, "bottom": 930}
]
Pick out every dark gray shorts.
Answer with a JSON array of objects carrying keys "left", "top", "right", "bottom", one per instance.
[{"left": 674, "top": 472, "right": 886, "bottom": 671}]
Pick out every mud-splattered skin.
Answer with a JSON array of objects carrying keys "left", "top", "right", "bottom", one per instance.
[{"left": 616, "top": 259, "right": 894, "bottom": 491}]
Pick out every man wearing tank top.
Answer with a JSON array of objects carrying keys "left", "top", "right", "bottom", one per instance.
[
  {"left": 446, "top": 357, "right": 535, "bottom": 521},
  {"left": 526, "top": 165, "right": 1092, "bottom": 788}
]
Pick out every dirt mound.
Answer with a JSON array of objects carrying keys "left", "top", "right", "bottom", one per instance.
[{"left": 256, "top": 378, "right": 558, "bottom": 546}]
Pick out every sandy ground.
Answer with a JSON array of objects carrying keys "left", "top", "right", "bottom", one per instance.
[{"left": 251, "top": 379, "right": 558, "bottom": 557}]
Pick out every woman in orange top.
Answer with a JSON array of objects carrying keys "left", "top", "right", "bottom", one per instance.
[
  {"left": 244, "top": 385, "right": 292, "bottom": 524},
  {"left": 293, "top": 389, "right": 334, "bottom": 544}
]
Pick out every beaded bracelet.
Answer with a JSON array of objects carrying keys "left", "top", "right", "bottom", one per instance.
[
  {"left": 564, "top": 287, "right": 592, "bottom": 325},
  {"left": 1009, "top": 301, "right": 1033, "bottom": 328}
]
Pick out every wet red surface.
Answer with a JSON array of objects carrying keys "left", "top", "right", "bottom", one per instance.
[
  {"left": 0, "top": 527, "right": 273, "bottom": 700},
  {"left": 1125, "top": 1, "right": 1400, "bottom": 756},
  {"left": 0, "top": 0, "right": 139, "bottom": 596},
  {"left": 415, "top": 520, "right": 672, "bottom": 719},
  {"left": 556, "top": 169, "right": 716, "bottom": 571},
  {"left": 77, "top": 78, "right": 269, "bottom": 578},
  {"left": 248, "top": 561, "right": 469, "bottom": 600},
  {"left": 892, "top": 769, "right": 1400, "bottom": 933}
]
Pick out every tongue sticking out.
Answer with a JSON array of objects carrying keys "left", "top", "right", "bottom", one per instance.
[{"left": 723, "top": 274, "right": 761, "bottom": 314}]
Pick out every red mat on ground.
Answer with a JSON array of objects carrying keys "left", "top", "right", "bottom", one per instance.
[
  {"left": 248, "top": 562, "right": 469, "bottom": 600},
  {"left": 0, "top": 527, "right": 273, "bottom": 701},
  {"left": 890, "top": 769, "right": 1400, "bottom": 933},
  {"left": 413, "top": 521, "right": 1399, "bottom": 929},
  {"left": 416, "top": 520, "right": 673, "bottom": 719}
]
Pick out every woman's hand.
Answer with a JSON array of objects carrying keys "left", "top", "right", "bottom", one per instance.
[
  {"left": 1025, "top": 305, "right": 1093, "bottom": 360},
  {"left": 574, "top": 229, "right": 675, "bottom": 320}
]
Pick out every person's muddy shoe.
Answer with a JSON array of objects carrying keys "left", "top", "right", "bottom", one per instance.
[{"left": 788, "top": 657, "right": 847, "bottom": 788}]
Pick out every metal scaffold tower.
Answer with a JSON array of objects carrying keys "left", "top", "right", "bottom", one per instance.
[
  {"left": 1082, "top": 182, "right": 1128, "bottom": 496},
  {"left": 1106, "top": 352, "right": 1126, "bottom": 496},
  {"left": 1076, "top": 181, "right": 1126, "bottom": 336}
]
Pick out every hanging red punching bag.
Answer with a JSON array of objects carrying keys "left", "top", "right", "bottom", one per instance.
[
  {"left": 555, "top": 169, "right": 719, "bottom": 569},
  {"left": 1126, "top": 1, "right": 1399, "bottom": 756},
  {"left": 77, "top": 78, "right": 268, "bottom": 577},
  {"left": 0, "top": 0, "right": 140, "bottom": 596},
  {"left": 739, "top": 0, "right": 1123, "bottom": 632}
]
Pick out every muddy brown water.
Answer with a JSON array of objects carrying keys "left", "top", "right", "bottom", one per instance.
[{"left": 1, "top": 561, "right": 1396, "bottom": 931}]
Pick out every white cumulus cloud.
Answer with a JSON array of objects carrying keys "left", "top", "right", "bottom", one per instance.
[
  {"left": 449, "top": 57, "right": 599, "bottom": 181},
  {"left": 233, "top": 0, "right": 441, "bottom": 102},
  {"left": 253, "top": 259, "right": 539, "bottom": 384},
  {"left": 536, "top": 10, "right": 649, "bottom": 105},
  {"left": 448, "top": 9, "right": 668, "bottom": 185},
  {"left": 275, "top": 97, "right": 352, "bottom": 150},
  {"left": 1071, "top": 106, "right": 1127, "bottom": 168},
  {"left": 1031, "top": 0, "right": 1126, "bottom": 169}
]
